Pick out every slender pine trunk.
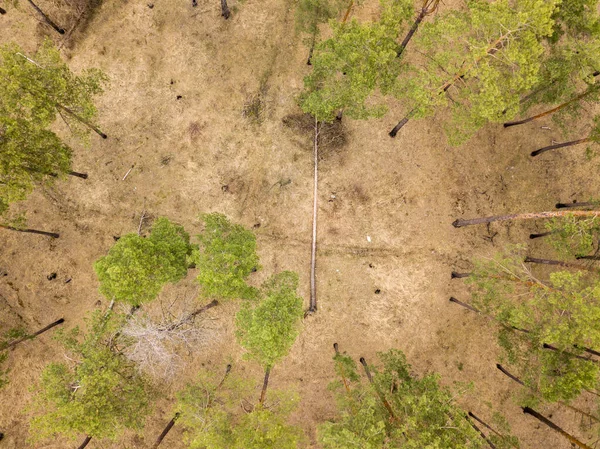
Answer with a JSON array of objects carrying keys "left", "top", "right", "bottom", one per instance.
[
  {"left": 1, "top": 318, "right": 65, "bottom": 350},
  {"left": 220, "top": 0, "right": 230, "bottom": 19},
  {"left": 0, "top": 224, "right": 59, "bottom": 238},
  {"left": 76, "top": 436, "right": 92, "bottom": 449},
  {"left": 524, "top": 256, "right": 596, "bottom": 272},
  {"left": 27, "top": 0, "right": 65, "bottom": 34},
  {"left": 530, "top": 230, "right": 554, "bottom": 239},
  {"left": 449, "top": 296, "right": 480, "bottom": 313},
  {"left": 523, "top": 407, "right": 592, "bottom": 449},
  {"left": 577, "top": 255, "right": 600, "bottom": 260},
  {"left": 360, "top": 357, "right": 396, "bottom": 420},
  {"left": 56, "top": 104, "right": 107, "bottom": 139},
  {"left": 531, "top": 137, "right": 591, "bottom": 157},
  {"left": 504, "top": 90, "right": 593, "bottom": 128},
  {"left": 341, "top": 0, "right": 353, "bottom": 23},
  {"left": 69, "top": 171, "right": 88, "bottom": 179},
  {"left": 466, "top": 415, "right": 497, "bottom": 449},
  {"left": 397, "top": 13, "right": 424, "bottom": 57},
  {"left": 556, "top": 201, "right": 597, "bottom": 209},
  {"left": 259, "top": 366, "right": 271, "bottom": 406},
  {"left": 468, "top": 412, "right": 505, "bottom": 438},
  {"left": 452, "top": 210, "right": 600, "bottom": 228},
  {"left": 151, "top": 413, "right": 180, "bottom": 449},
  {"left": 542, "top": 343, "right": 598, "bottom": 364}
]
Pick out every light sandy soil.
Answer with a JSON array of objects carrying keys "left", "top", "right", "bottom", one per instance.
[{"left": 1, "top": 0, "right": 600, "bottom": 447}]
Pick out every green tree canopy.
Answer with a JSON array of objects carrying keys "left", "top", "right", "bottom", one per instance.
[
  {"left": 467, "top": 246, "right": 600, "bottom": 403},
  {"left": 94, "top": 217, "right": 194, "bottom": 306},
  {"left": 235, "top": 271, "right": 304, "bottom": 369},
  {"left": 0, "top": 39, "right": 106, "bottom": 134},
  {"left": 320, "top": 349, "right": 516, "bottom": 448},
  {"left": 29, "top": 311, "right": 152, "bottom": 442},
  {"left": 193, "top": 213, "right": 260, "bottom": 301},
  {"left": 177, "top": 368, "right": 303, "bottom": 449}
]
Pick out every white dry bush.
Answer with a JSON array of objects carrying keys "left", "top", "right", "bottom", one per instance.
[{"left": 121, "top": 305, "right": 219, "bottom": 380}]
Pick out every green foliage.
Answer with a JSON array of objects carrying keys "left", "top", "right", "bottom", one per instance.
[
  {"left": 0, "top": 40, "right": 105, "bottom": 216},
  {"left": 295, "top": 0, "right": 346, "bottom": 39},
  {"left": 468, "top": 247, "right": 600, "bottom": 402},
  {"left": 193, "top": 213, "right": 260, "bottom": 301},
  {"left": 29, "top": 311, "right": 151, "bottom": 442},
  {"left": 0, "top": 39, "right": 107, "bottom": 135},
  {"left": 235, "top": 271, "right": 304, "bottom": 368},
  {"left": 545, "top": 213, "right": 600, "bottom": 257},
  {"left": 300, "top": 0, "right": 412, "bottom": 122},
  {"left": 320, "top": 349, "right": 497, "bottom": 448},
  {"left": 95, "top": 217, "right": 193, "bottom": 306},
  {"left": 177, "top": 370, "right": 302, "bottom": 449}
]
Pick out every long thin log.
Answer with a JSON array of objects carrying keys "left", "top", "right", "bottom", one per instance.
[
  {"left": 259, "top": 366, "right": 271, "bottom": 406},
  {"left": 498, "top": 364, "right": 600, "bottom": 424},
  {"left": 56, "top": 104, "right": 107, "bottom": 139},
  {"left": 0, "top": 224, "right": 59, "bottom": 238},
  {"left": 359, "top": 357, "right": 397, "bottom": 420},
  {"left": 1, "top": 318, "right": 65, "bottom": 350},
  {"left": 27, "top": 0, "right": 65, "bottom": 34},
  {"left": 308, "top": 119, "right": 319, "bottom": 313},
  {"left": 151, "top": 413, "right": 180, "bottom": 449},
  {"left": 452, "top": 210, "right": 600, "bottom": 228},
  {"left": 556, "top": 201, "right": 597, "bottom": 209},
  {"left": 531, "top": 137, "right": 591, "bottom": 157},
  {"left": 523, "top": 407, "right": 593, "bottom": 449},
  {"left": 76, "top": 436, "right": 92, "bottom": 449},
  {"left": 69, "top": 171, "right": 88, "bottom": 179},
  {"left": 504, "top": 90, "right": 593, "bottom": 128}
]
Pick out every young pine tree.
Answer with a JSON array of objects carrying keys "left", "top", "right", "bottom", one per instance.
[
  {"left": 193, "top": 213, "right": 260, "bottom": 301},
  {"left": 94, "top": 218, "right": 194, "bottom": 306},
  {"left": 235, "top": 271, "right": 304, "bottom": 405},
  {"left": 320, "top": 348, "right": 516, "bottom": 448},
  {"left": 29, "top": 310, "right": 152, "bottom": 446},
  {"left": 466, "top": 246, "right": 600, "bottom": 403}
]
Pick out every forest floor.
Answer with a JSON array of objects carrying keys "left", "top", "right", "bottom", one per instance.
[{"left": 1, "top": 0, "right": 600, "bottom": 448}]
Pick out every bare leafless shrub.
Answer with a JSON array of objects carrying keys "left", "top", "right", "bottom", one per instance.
[{"left": 121, "top": 305, "right": 219, "bottom": 380}]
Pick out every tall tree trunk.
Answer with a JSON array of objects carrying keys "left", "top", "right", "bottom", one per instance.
[
  {"left": 523, "top": 407, "right": 592, "bottom": 449},
  {"left": 0, "top": 224, "right": 59, "bottom": 238},
  {"left": 556, "top": 201, "right": 597, "bottom": 209},
  {"left": 530, "top": 230, "right": 554, "bottom": 239},
  {"left": 27, "top": 0, "right": 65, "bottom": 34},
  {"left": 259, "top": 366, "right": 271, "bottom": 406},
  {"left": 359, "top": 357, "right": 397, "bottom": 420},
  {"left": 452, "top": 210, "right": 600, "bottom": 228},
  {"left": 76, "top": 436, "right": 92, "bottom": 449},
  {"left": 466, "top": 415, "right": 497, "bottom": 449},
  {"left": 308, "top": 119, "right": 319, "bottom": 314},
  {"left": 69, "top": 171, "right": 88, "bottom": 179},
  {"left": 1, "top": 318, "right": 65, "bottom": 350},
  {"left": 542, "top": 343, "right": 598, "bottom": 364},
  {"left": 151, "top": 413, "right": 180, "bottom": 449},
  {"left": 397, "top": 0, "right": 439, "bottom": 57},
  {"left": 504, "top": 89, "right": 594, "bottom": 128},
  {"left": 468, "top": 412, "right": 505, "bottom": 438},
  {"left": 531, "top": 137, "right": 591, "bottom": 157},
  {"left": 55, "top": 104, "right": 107, "bottom": 139},
  {"left": 341, "top": 0, "right": 353, "bottom": 24},
  {"left": 220, "top": 0, "right": 230, "bottom": 19},
  {"left": 524, "top": 256, "right": 596, "bottom": 272},
  {"left": 449, "top": 296, "right": 480, "bottom": 313},
  {"left": 497, "top": 364, "right": 600, "bottom": 424}
]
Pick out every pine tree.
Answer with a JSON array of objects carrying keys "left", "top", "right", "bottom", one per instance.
[
  {"left": 29, "top": 310, "right": 152, "bottom": 445},
  {"left": 94, "top": 218, "right": 194, "bottom": 306},
  {"left": 193, "top": 213, "right": 260, "bottom": 301},
  {"left": 320, "top": 348, "right": 515, "bottom": 448},
  {"left": 235, "top": 271, "right": 304, "bottom": 404}
]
